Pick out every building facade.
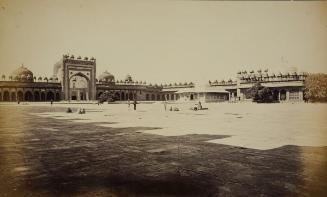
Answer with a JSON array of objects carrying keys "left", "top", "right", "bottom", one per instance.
[
  {"left": 209, "top": 69, "right": 306, "bottom": 102},
  {"left": 0, "top": 55, "right": 306, "bottom": 103}
]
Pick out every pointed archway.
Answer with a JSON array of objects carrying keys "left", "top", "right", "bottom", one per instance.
[
  {"left": 46, "top": 91, "right": 55, "bottom": 101},
  {"left": 3, "top": 91, "right": 10, "bottom": 101},
  {"left": 24, "top": 91, "right": 33, "bottom": 101},
  {"left": 17, "top": 91, "right": 23, "bottom": 101},
  {"left": 34, "top": 91, "right": 40, "bottom": 101},
  {"left": 69, "top": 73, "right": 90, "bottom": 101},
  {"left": 11, "top": 92, "right": 16, "bottom": 101}
]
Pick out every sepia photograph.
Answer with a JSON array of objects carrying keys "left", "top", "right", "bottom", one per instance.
[{"left": 0, "top": 0, "right": 327, "bottom": 196}]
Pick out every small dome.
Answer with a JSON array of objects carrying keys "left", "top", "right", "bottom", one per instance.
[
  {"left": 98, "top": 70, "right": 115, "bottom": 82},
  {"left": 11, "top": 65, "right": 34, "bottom": 82},
  {"left": 125, "top": 74, "right": 133, "bottom": 82}
]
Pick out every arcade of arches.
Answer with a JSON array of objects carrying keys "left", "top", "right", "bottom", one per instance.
[
  {"left": 0, "top": 89, "right": 60, "bottom": 102},
  {"left": 238, "top": 88, "right": 302, "bottom": 102},
  {"left": 96, "top": 90, "right": 180, "bottom": 102}
]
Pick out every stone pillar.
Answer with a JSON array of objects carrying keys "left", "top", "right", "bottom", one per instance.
[
  {"left": 299, "top": 90, "right": 303, "bottom": 101},
  {"left": 237, "top": 88, "right": 241, "bottom": 101},
  {"left": 286, "top": 90, "right": 290, "bottom": 101},
  {"left": 32, "top": 89, "right": 35, "bottom": 102},
  {"left": 278, "top": 91, "right": 281, "bottom": 101},
  {"left": 77, "top": 90, "right": 80, "bottom": 101},
  {"left": 86, "top": 91, "right": 89, "bottom": 101}
]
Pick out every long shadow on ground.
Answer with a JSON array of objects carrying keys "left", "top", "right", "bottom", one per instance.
[{"left": 0, "top": 105, "right": 326, "bottom": 197}]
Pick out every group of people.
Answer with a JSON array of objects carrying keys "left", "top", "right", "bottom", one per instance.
[
  {"left": 78, "top": 108, "right": 86, "bottom": 114},
  {"left": 66, "top": 107, "right": 86, "bottom": 114},
  {"left": 66, "top": 100, "right": 205, "bottom": 114},
  {"left": 164, "top": 101, "right": 205, "bottom": 112},
  {"left": 163, "top": 101, "right": 180, "bottom": 111}
]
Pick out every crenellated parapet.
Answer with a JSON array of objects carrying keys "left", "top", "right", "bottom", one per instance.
[
  {"left": 236, "top": 69, "right": 307, "bottom": 83},
  {"left": 209, "top": 68, "right": 307, "bottom": 87},
  {"left": 62, "top": 54, "right": 96, "bottom": 66},
  {"left": 162, "top": 82, "right": 194, "bottom": 89},
  {"left": 0, "top": 64, "right": 60, "bottom": 83},
  {"left": 209, "top": 79, "right": 237, "bottom": 86}
]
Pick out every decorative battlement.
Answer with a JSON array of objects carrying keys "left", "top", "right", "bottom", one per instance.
[
  {"left": 237, "top": 69, "right": 307, "bottom": 83},
  {"left": 63, "top": 54, "right": 96, "bottom": 65},
  {"left": 1, "top": 74, "right": 59, "bottom": 83},
  {"left": 162, "top": 82, "right": 194, "bottom": 89},
  {"left": 209, "top": 79, "right": 237, "bottom": 86},
  {"left": 209, "top": 69, "right": 307, "bottom": 87}
]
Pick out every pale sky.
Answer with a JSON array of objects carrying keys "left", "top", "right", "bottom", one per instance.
[{"left": 0, "top": 0, "right": 326, "bottom": 84}]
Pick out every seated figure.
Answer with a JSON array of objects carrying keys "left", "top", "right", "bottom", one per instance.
[{"left": 66, "top": 108, "right": 72, "bottom": 113}]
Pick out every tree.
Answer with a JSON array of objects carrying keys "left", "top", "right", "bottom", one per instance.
[
  {"left": 98, "top": 91, "right": 115, "bottom": 103},
  {"left": 245, "top": 83, "right": 262, "bottom": 99},
  {"left": 257, "top": 87, "right": 273, "bottom": 103},
  {"left": 246, "top": 83, "right": 274, "bottom": 103},
  {"left": 304, "top": 73, "right": 327, "bottom": 102}
]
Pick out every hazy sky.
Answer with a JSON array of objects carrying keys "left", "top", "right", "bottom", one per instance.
[{"left": 0, "top": 0, "right": 326, "bottom": 84}]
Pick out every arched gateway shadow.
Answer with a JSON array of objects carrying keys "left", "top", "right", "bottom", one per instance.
[{"left": 0, "top": 106, "right": 326, "bottom": 197}]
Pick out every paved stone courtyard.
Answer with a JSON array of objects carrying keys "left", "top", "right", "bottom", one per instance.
[{"left": 0, "top": 104, "right": 326, "bottom": 196}]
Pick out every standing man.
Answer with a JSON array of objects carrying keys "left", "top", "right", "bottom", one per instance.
[
  {"left": 133, "top": 99, "right": 137, "bottom": 110},
  {"left": 50, "top": 99, "right": 53, "bottom": 106},
  {"left": 163, "top": 94, "right": 168, "bottom": 111}
]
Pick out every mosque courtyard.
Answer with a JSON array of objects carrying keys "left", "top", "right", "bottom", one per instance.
[{"left": 0, "top": 102, "right": 326, "bottom": 196}]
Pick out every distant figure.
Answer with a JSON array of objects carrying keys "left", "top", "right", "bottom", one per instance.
[
  {"left": 173, "top": 107, "right": 180, "bottom": 111},
  {"left": 17, "top": 100, "right": 20, "bottom": 104},
  {"left": 128, "top": 99, "right": 131, "bottom": 110},
  {"left": 50, "top": 99, "right": 53, "bottom": 106},
  {"left": 133, "top": 99, "right": 137, "bottom": 110},
  {"left": 198, "top": 101, "right": 202, "bottom": 110},
  {"left": 66, "top": 108, "right": 72, "bottom": 113},
  {"left": 78, "top": 108, "right": 85, "bottom": 114},
  {"left": 170, "top": 106, "right": 173, "bottom": 111},
  {"left": 164, "top": 101, "right": 167, "bottom": 111}
]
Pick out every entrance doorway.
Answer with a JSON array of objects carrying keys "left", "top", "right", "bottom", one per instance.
[
  {"left": 280, "top": 90, "right": 286, "bottom": 101},
  {"left": 69, "top": 74, "right": 89, "bottom": 101}
]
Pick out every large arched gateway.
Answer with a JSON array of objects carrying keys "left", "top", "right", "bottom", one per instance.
[
  {"left": 69, "top": 74, "right": 90, "bottom": 101},
  {"left": 58, "top": 55, "right": 97, "bottom": 101}
]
